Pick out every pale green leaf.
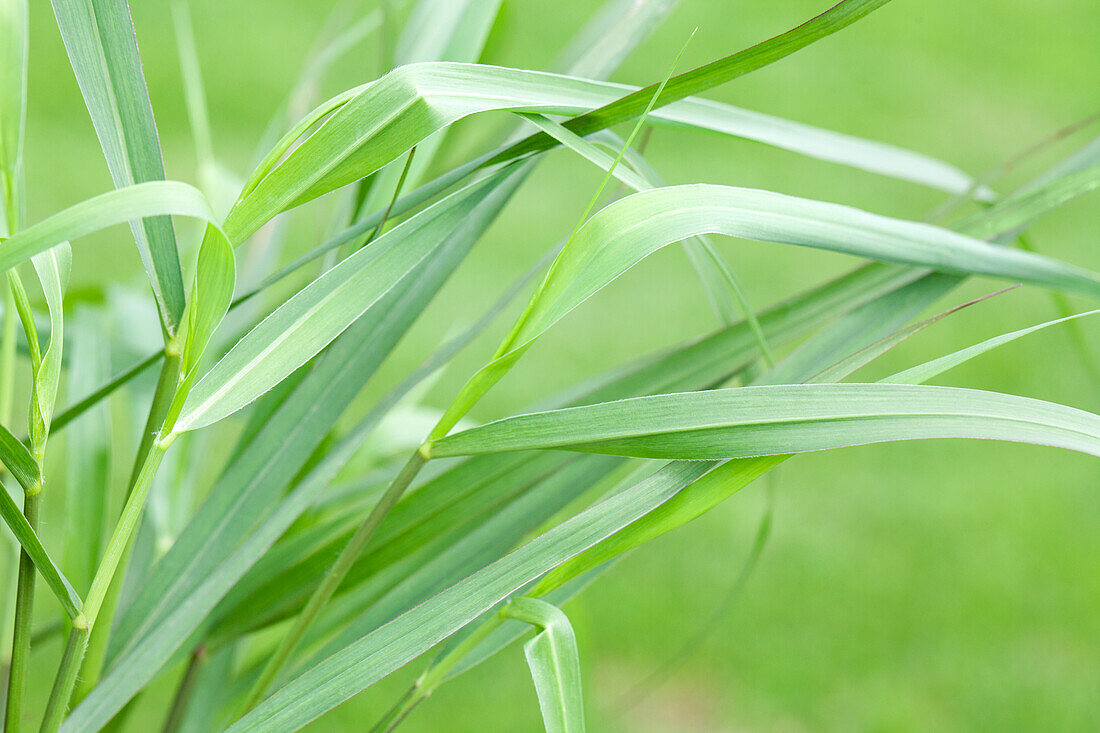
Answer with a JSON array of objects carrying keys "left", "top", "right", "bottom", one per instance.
[
  {"left": 0, "top": 421, "right": 36, "bottom": 492},
  {"left": 431, "top": 384, "right": 1100, "bottom": 459},
  {"left": 50, "top": 0, "right": 187, "bottom": 334},
  {"left": 173, "top": 166, "right": 522, "bottom": 433},
  {"left": 886, "top": 309, "right": 1100, "bottom": 385},
  {"left": 0, "top": 181, "right": 220, "bottom": 274},
  {"left": 29, "top": 242, "right": 72, "bottom": 436},
  {"left": 501, "top": 597, "right": 585, "bottom": 733}
]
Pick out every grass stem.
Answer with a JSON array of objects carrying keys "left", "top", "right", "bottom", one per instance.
[
  {"left": 39, "top": 622, "right": 88, "bottom": 733},
  {"left": 74, "top": 353, "right": 182, "bottom": 701},
  {"left": 41, "top": 353, "right": 179, "bottom": 730},
  {"left": 0, "top": 279, "right": 15, "bottom": 427},
  {"left": 5, "top": 489, "right": 38, "bottom": 733}
]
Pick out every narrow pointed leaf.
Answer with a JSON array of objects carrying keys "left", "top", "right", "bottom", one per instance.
[
  {"left": 174, "top": 167, "right": 520, "bottom": 433},
  {"left": 29, "top": 243, "right": 71, "bottom": 434},
  {"left": 0, "top": 181, "right": 220, "bottom": 273},
  {"left": 0, "top": 479, "right": 83, "bottom": 619},
  {"left": 50, "top": 0, "right": 187, "bottom": 333},
  {"left": 431, "top": 384, "right": 1100, "bottom": 459},
  {"left": 227, "top": 461, "right": 717, "bottom": 733},
  {"left": 0, "top": 422, "right": 36, "bottom": 492},
  {"left": 886, "top": 310, "right": 1100, "bottom": 385}
]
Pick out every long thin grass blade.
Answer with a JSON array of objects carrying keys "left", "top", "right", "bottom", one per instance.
[
  {"left": 0, "top": 478, "right": 83, "bottom": 620},
  {"left": 230, "top": 56, "right": 988, "bottom": 242},
  {"left": 173, "top": 166, "right": 522, "bottom": 433},
  {"left": 0, "top": 181, "right": 219, "bottom": 273},
  {"left": 431, "top": 384, "right": 1100, "bottom": 459},
  {"left": 886, "top": 310, "right": 1100, "bottom": 386},
  {"left": 29, "top": 242, "right": 71, "bottom": 437},
  {"left": 0, "top": 422, "right": 36, "bottom": 493},
  {"left": 50, "top": 0, "right": 187, "bottom": 335}
]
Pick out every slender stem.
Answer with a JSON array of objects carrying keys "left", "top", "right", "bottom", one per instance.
[
  {"left": 39, "top": 622, "right": 88, "bottom": 733},
  {"left": 40, "top": 427, "right": 171, "bottom": 731},
  {"left": 88, "top": 437, "right": 168, "bottom": 623},
  {"left": 5, "top": 489, "right": 38, "bottom": 733},
  {"left": 74, "top": 352, "right": 181, "bottom": 702},
  {"left": 237, "top": 450, "right": 427, "bottom": 716},
  {"left": 162, "top": 645, "right": 207, "bottom": 733}
]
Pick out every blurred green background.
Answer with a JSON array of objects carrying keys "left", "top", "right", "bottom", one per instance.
[{"left": 21, "top": 0, "right": 1100, "bottom": 730}]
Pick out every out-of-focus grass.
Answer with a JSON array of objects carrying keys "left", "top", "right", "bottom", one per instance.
[{"left": 23, "top": 0, "right": 1099, "bottom": 730}]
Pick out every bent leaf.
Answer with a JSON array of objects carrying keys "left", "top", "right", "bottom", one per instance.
[
  {"left": 501, "top": 597, "right": 585, "bottom": 733},
  {"left": 0, "top": 181, "right": 220, "bottom": 273},
  {"left": 886, "top": 309, "right": 1100, "bottom": 385}
]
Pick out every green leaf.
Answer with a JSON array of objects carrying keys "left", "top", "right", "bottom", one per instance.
[
  {"left": 534, "top": 457, "right": 782, "bottom": 596},
  {"left": 29, "top": 242, "right": 72, "bottom": 440},
  {"left": 173, "top": 223, "right": 236, "bottom": 399},
  {"left": 0, "top": 181, "right": 220, "bottom": 274},
  {"left": 227, "top": 461, "right": 716, "bottom": 733},
  {"left": 430, "top": 384, "right": 1100, "bottom": 460},
  {"left": 0, "top": 421, "right": 36, "bottom": 493},
  {"left": 521, "top": 114, "right": 770, "bottom": 349},
  {"left": 74, "top": 165, "right": 532, "bottom": 733},
  {"left": 501, "top": 597, "right": 585, "bottom": 733},
  {"left": 173, "top": 166, "right": 522, "bottom": 433},
  {"left": 886, "top": 309, "right": 1100, "bottom": 386},
  {"left": 953, "top": 164, "right": 1100, "bottom": 240},
  {"left": 0, "top": 479, "right": 83, "bottom": 620},
  {"left": 432, "top": 183, "right": 1100, "bottom": 439},
  {"left": 50, "top": 0, "right": 187, "bottom": 335},
  {"left": 486, "top": 0, "right": 895, "bottom": 166}
]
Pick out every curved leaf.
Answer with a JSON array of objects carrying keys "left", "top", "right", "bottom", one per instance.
[
  {"left": 430, "top": 384, "right": 1100, "bottom": 459},
  {"left": 0, "top": 181, "right": 220, "bottom": 273},
  {"left": 501, "top": 597, "right": 585, "bottom": 733}
]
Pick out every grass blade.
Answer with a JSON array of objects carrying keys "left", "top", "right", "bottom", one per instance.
[
  {"left": 0, "top": 181, "right": 219, "bottom": 274},
  {"left": 0, "top": 478, "right": 82, "bottom": 620},
  {"left": 886, "top": 310, "right": 1100, "bottom": 386},
  {"left": 173, "top": 166, "right": 521, "bottom": 434},
  {"left": 50, "top": 0, "right": 187, "bottom": 335},
  {"left": 430, "top": 384, "right": 1100, "bottom": 459},
  {"left": 227, "top": 462, "right": 717, "bottom": 733},
  {"left": 0, "top": 422, "right": 36, "bottom": 493}
]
